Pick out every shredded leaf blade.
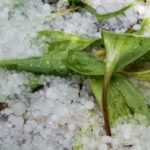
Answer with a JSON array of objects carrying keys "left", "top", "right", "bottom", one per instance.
[
  {"left": 38, "top": 30, "right": 96, "bottom": 54},
  {"left": 90, "top": 75, "right": 150, "bottom": 125}
]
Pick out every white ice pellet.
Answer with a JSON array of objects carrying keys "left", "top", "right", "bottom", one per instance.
[
  {"left": 133, "top": 24, "right": 141, "bottom": 30},
  {"left": 0, "top": 71, "right": 28, "bottom": 98},
  {"left": 10, "top": 102, "right": 26, "bottom": 116},
  {"left": 98, "top": 144, "right": 108, "bottom": 150},
  {"left": 84, "top": 101, "right": 95, "bottom": 110},
  {"left": 8, "top": 115, "right": 24, "bottom": 128}
]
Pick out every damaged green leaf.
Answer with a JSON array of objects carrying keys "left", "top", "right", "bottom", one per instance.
[
  {"left": 90, "top": 75, "right": 150, "bottom": 125},
  {"left": 38, "top": 30, "right": 96, "bottom": 54}
]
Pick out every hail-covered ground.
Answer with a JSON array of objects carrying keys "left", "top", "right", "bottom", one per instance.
[{"left": 0, "top": 0, "right": 150, "bottom": 150}]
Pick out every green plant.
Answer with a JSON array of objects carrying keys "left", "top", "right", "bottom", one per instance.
[{"left": 0, "top": 20, "right": 150, "bottom": 136}]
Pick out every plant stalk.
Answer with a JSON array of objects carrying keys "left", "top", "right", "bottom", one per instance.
[{"left": 101, "top": 73, "right": 112, "bottom": 136}]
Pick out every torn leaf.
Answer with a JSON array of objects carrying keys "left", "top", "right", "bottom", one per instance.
[
  {"left": 90, "top": 75, "right": 150, "bottom": 125},
  {"left": 38, "top": 30, "right": 96, "bottom": 54}
]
